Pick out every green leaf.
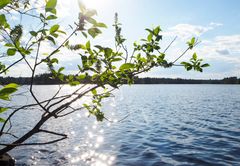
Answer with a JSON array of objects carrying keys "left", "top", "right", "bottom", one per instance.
[
  {"left": 186, "top": 66, "right": 192, "bottom": 71},
  {"left": 119, "top": 63, "right": 135, "bottom": 70},
  {"left": 3, "top": 83, "right": 19, "bottom": 89},
  {"left": 82, "top": 32, "right": 88, "bottom": 38},
  {"left": 153, "top": 26, "right": 161, "bottom": 36},
  {"left": 7, "top": 48, "right": 17, "bottom": 56},
  {"left": 46, "top": 15, "right": 58, "bottom": 20},
  {"left": 51, "top": 33, "right": 58, "bottom": 38},
  {"left": 4, "top": 43, "right": 14, "bottom": 47},
  {"left": 68, "top": 75, "right": 74, "bottom": 81},
  {"left": 0, "top": 83, "right": 19, "bottom": 101},
  {"left": 193, "top": 53, "right": 197, "bottom": 61},
  {"left": 0, "top": 117, "right": 5, "bottom": 123},
  {"left": 191, "top": 37, "right": 196, "bottom": 45},
  {"left": 85, "top": 17, "right": 97, "bottom": 25},
  {"left": 0, "top": 0, "right": 10, "bottom": 9},
  {"left": 145, "top": 28, "right": 153, "bottom": 34},
  {"left": 91, "top": 89, "right": 97, "bottom": 95},
  {"left": 58, "top": 67, "right": 64, "bottom": 73},
  {"left": 86, "top": 41, "right": 91, "bottom": 50},
  {"left": 88, "top": 27, "right": 101, "bottom": 38},
  {"left": 46, "top": 36, "right": 56, "bottom": 45},
  {"left": 96, "top": 22, "right": 107, "bottom": 28},
  {"left": 0, "top": 107, "right": 8, "bottom": 114},
  {"left": 0, "top": 14, "right": 9, "bottom": 28},
  {"left": 181, "top": 62, "right": 191, "bottom": 66},
  {"left": 50, "top": 24, "right": 59, "bottom": 34},
  {"left": 104, "top": 48, "right": 112, "bottom": 58},
  {"left": 45, "top": 0, "right": 57, "bottom": 12},
  {"left": 70, "top": 81, "right": 80, "bottom": 86},
  {"left": 201, "top": 63, "right": 210, "bottom": 67},
  {"left": 77, "top": 74, "right": 86, "bottom": 80},
  {"left": 111, "top": 58, "right": 122, "bottom": 62},
  {"left": 30, "top": 31, "right": 37, "bottom": 37},
  {"left": 94, "top": 45, "right": 103, "bottom": 51},
  {"left": 57, "top": 30, "right": 66, "bottom": 35},
  {"left": 147, "top": 33, "right": 153, "bottom": 42},
  {"left": 51, "top": 58, "right": 58, "bottom": 64},
  {"left": 95, "top": 110, "right": 104, "bottom": 121}
]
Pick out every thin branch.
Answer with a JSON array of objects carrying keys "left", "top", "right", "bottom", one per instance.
[
  {"left": 36, "top": 28, "right": 78, "bottom": 66},
  {"left": 172, "top": 64, "right": 184, "bottom": 67},
  {"left": 129, "top": 49, "right": 136, "bottom": 63},
  {"left": 0, "top": 132, "right": 18, "bottom": 139},
  {"left": 172, "top": 41, "right": 201, "bottom": 64},
  {"left": 104, "top": 114, "right": 129, "bottom": 123},
  {"left": 57, "top": 106, "right": 84, "bottom": 117},
  {"left": 7, "top": 6, "right": 41, "bottom": 19},
  {"left": 121, "top": 43, "right": 128, "bottom": 63},
  {"left": 0, "top": 136, "right": 67, "bottom": 147},
  {"left": 46, "top": 84, "right": 87, "bottom": 112},
  {"left": 163, "top": 36, "right": 177, "bottom": 54},
  {"left": 38, "top": 129, "right": 67, "bottom": 137},
  {"left": 0, "top": 57, "right": 24, "bottom": 74},
  {"left": 44, "top": 85, "right": 64, "bottom": 107},
  {"left": 2, "top": 28, "right": 33, "bottom": 71}
]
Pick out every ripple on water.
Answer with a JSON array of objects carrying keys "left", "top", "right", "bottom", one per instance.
[{"left": 6, "top": 85, "right": 240, "bottom": 165}]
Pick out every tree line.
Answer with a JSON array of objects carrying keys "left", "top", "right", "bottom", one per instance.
[{"left": 0, "top": 73, "right": 239, "bottom": 85}]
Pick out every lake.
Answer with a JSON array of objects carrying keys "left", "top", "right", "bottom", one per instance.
[{"left": 1, "top": 85, "right": 240, "bottom": 166}]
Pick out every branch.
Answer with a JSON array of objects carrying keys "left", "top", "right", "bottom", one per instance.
[
  {"left": 36, "top": 28, "right": 78, "bottom": 66},
  {"left": 104, "top": 114, "right": 129, "bottom": 123},
  {"left": 1, "top": 28, "right": 33, "bottom": 72},
  {"left": 172, "top": 41, "right": 201, "bottom": 64},
  {"left": 163, "top": 36, "right": 177, "bottom": 54},
  {"left": 38, "top": 129, "right": 67, "bottom": 137},
  {"left": 6, "top": 6, "right": 41, "bottom": 19},
  {"left": 46, "top": 84, "right": 87, "bottom": 112},
  {"left": 57, "top": 106, "right": 84, "bottom": 117},
  {"left": 0, "top": 136, "right": 67, "bottom": 147},
  {"left": 44, "top": 85, "right": 64, "bottom": 107},
  {"left": 0, "top": 57, "right": 24, "bottom": 74},
  {"left": 0, "top": 132, "right": 18, "bottom": 139}
]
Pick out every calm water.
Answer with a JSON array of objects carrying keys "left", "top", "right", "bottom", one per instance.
[{"left": 1, "top": 85, "right": 240, "bottom": 166}]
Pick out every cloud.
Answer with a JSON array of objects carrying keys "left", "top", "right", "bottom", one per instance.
[
  {"left": 30, "top": 0, "right": 78, "bottom": 19},
  {"left": 209, "top": 22, "right": 223, "bottom": 27},
  {"left": 199, "top": 34, "right": 240, "bottom": 60},
  {"left": 215, "top": 49, "right": 230, "bottom": 55},
  {"left": 154, "top": 32, "right": 240, "bottom": 79},
  {"left": 163, "top": 22, "right": 223, "bottom": 40},
  {"left": 192, "top": 34, "right": 240, "bottom": 78}
]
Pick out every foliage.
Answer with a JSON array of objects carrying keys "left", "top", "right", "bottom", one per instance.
[{"left": 0, "top": 0, "right": 209, "bottom": 156}]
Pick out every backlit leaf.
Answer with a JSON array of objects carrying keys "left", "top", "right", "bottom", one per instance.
[
  {"left": 45, "top": 0, "right": 57, "bottom": 12},
  {"left": 0, "top": 0, "right": 10, "bottom": 9},
  {"left": 119, "top": 63, "right": 135, "bottom": 70}
]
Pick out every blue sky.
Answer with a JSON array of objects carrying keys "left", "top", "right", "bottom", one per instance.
[
  {"left": 1, "top": 0, "right": 240, "bottom": 79},
  {"left": 89, "top": 0, "right": 240, "bottom": 79}
]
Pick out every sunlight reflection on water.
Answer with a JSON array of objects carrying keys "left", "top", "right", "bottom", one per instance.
[
  {"left": 66, "top": 102, "right": 116, "bottom": 166},
  {"left": 6, "top": 85, "right": 240, "bottom": 165}
]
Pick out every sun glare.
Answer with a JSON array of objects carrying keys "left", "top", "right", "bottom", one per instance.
[{"left": 81, "top": 0, "right": 103, "bottom": 10}]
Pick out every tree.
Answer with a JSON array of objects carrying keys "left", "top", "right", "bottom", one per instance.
[{"left": 0, "top": 0, "right": 209, "bottom": 159}]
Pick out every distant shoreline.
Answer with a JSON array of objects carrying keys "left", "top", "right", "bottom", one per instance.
[{"left": 1, "top": 74, "right": 239, "bottom": 85}]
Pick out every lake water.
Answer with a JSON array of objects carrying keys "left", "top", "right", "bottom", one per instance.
[{"left": 1, "top": 85, "right": 240, "bottom": 166}]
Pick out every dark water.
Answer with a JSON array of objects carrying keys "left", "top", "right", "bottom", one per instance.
[{"left": 1, "top": 85, "right": 240, "bottom": 166}]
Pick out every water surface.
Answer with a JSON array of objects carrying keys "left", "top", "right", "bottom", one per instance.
[{"left": 1, "top": 85, "right": 240, "bottom": 166}]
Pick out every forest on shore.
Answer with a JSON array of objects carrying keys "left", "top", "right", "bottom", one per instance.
[{"left": 0, "top": 73, "right": 239, "bottom": 85}]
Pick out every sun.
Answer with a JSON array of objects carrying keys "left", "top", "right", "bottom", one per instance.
[{"left": 80, "top": 0, "right": 103, "bottom": 10}]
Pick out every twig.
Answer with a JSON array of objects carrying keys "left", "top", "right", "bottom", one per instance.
[{"left": 163, "top": 36, "right": 177, "bottom": 53}]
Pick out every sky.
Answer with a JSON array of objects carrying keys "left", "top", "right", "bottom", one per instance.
[{"left": 1, "top": 0, "right": 240, "bottom": 79}]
